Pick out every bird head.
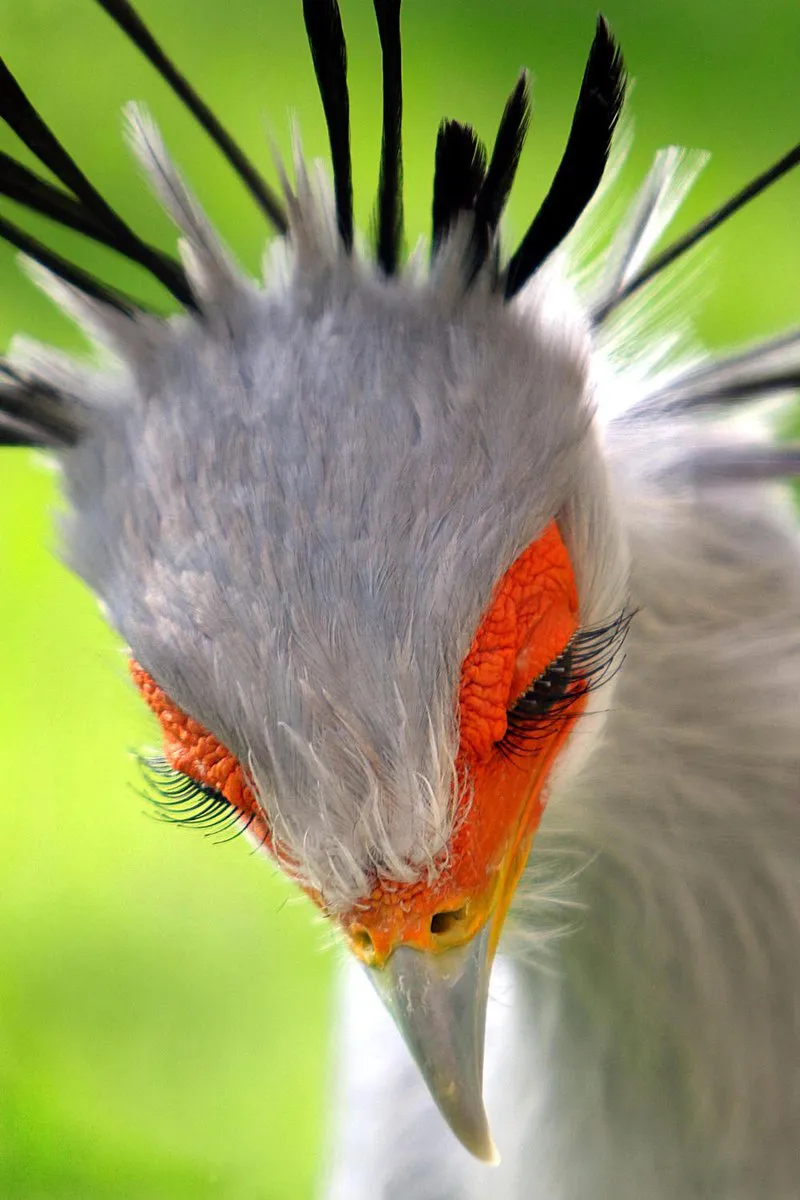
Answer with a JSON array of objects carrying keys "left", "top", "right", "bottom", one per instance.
[
  {"left": 0, "top": 0, "right": 631, "bottom": 1162},
  {"left": 120, "top": 256, "right": 630, "bottom": 1154}
]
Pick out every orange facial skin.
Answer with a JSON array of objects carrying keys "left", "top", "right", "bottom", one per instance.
[
  {"left": 131, "top": 520, "right": 582, "bottom": 968},
  {"left": 343, "top": 521, "right": 582, "bottom": 966}
]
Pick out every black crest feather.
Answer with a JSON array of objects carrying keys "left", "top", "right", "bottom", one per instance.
[
  {"left": 431, "top": 122, "right": 488, "bottom": 257},
  {"left": 0, "top": 212, "right": 140, "bottom": 315},
  {"left": 93, "top": 0, "right": 287, "bottom": 234},
  {"left": 0, "top": 57, "right": 123, "bottom": 228},
  {"left": 302, "top": 0, "right": 354, "bottom": 252},
  {"left": 1, "top": 153, "right": 126, "bottom": 248},
  {"left": 0, "top": 56, "right": 193, "bottom": 309},
  {"left": 470, "top": 69, "right": 531, "bottom": 278},
  {"left": 504, "top": 16, "right": 626, "bottom": 300},
  {"left": 0, "top": 363, "right": 83, "bottom": 449},
  {"left": 373, "top": 0, "right": 404, "bottom": 275}
]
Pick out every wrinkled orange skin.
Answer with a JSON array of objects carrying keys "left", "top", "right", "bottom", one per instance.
[
  {"left": 458, "top": 522, "right": 579, "bottom": 764},
  {"left": 131, "top": 521, "right": 581, "bottom": 964},
  {"left": 130, "top": 662, "right": 272, "bottom": 850}
]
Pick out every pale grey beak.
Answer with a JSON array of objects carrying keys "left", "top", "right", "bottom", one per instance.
[{"left": 365, "top": 923, "right": 500, "bottom": 1164}]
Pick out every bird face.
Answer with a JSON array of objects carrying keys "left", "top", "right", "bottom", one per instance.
[{"left": 126, "top": 458, "right": 593, "bottom": 1165}]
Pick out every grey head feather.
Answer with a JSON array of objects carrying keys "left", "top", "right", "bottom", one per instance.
[{"left": 594, "top": 146, "right": 710, "bottom": 316}]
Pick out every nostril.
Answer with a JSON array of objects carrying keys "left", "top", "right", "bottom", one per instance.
[
  {"left": 430, "top": 906, "right": 468, "bottom": 936},
  {"left": 351, "top": 928, "right": 374, "bottom": 955}
]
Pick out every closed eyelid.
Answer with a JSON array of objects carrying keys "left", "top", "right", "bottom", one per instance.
[
  {"left": 129, "top": 659, "right": 272, "bottom": 848},
  {"left": 457, "top": 521, "right": 579, "bottom": 765},
  {"left": 500, "top": 608, "right": 634, "bottom": 757}
]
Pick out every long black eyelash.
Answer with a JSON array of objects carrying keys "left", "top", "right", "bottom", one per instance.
[
  {"left": 498, "top": 608, "right": 635, "bottom": 760},
  {"left": 137, "top": 755, "right": 254, "bottom": 844}
]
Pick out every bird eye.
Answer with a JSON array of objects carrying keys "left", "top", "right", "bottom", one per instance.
[{"left": 499, "top": 610, "right": 634, "bottom": 756}]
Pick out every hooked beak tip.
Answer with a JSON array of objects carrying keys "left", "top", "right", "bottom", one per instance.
[
  {"left": 469, "top": 1127, "right": 502, "bottom": 1167},
  {"left": 485, "top": 1143, "right": 502, "bottom": 1167},
  {"left": 433, "top": 1074, "right": 499, "bottom": 1165}
]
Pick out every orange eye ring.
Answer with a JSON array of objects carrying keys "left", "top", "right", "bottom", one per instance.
[{"left": 457, "top": 521, "right": 580, "bottom": 764}]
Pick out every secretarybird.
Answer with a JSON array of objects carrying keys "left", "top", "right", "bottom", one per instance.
[{"left": 3, "top": 0, "right": 800, "bottom": 1195}]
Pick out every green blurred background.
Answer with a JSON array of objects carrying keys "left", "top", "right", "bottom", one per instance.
[{"left": 1, "top": 1, "right": 799, "bottom": 1196}]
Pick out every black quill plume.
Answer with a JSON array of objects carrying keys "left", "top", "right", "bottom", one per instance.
[
  {"left": 504, "top": 16, "right": 626, "bottom": 299},
  {"left": 373, "top": 0, "right": 404, "bottom": 274},
  {"left": 431, "top": 122, "right": 488, "bottom": 258},
  {"left": 303, "top": 0, "right": 354, "bottom": 251},
  {"left": 0, "top": 363, "right": 83, "bottom": 449},
  {"left": 0, "top": 56, "right": 193, "bottom": 309},
  {"left": 1, "top": 153, "right": 124, "bottom": 248},
  {"left": 0, "top": 212, "right": 140, "bottom": 315},
  {"left": 471, "top": 69, "right": 531, "bottom": 278},
  {"left": 93, "top": 0, "right": 287, "bottom": 233},
  {"left": 593, "top": 140, "right": 800, "bottom": 324}
]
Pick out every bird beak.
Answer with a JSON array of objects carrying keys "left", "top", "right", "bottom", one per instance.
[
  {"left": 348, "top": 736, "right": 562, "bottom": 1161},
  {"left": 342, "top": 665, "right": 584, "bottom": 1160},
  {"left": 364, "top": 921, "right": 500, "bottom": 1164}
]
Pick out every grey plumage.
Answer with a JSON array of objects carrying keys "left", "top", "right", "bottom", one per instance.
[{"left": 4, "top": 6, "right": 800, "bottom": 1199}]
